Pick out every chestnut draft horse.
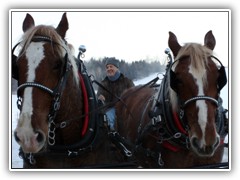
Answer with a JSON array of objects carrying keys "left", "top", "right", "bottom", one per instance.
[
  {"left": 116, "top": 31, "right": 228, "bottom": 168},
  {"left": 12, "top": 13, "right": 127, "bottom": 168}
]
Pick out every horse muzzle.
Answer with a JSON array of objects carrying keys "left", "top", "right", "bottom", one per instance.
[
  {"left": 190, "top": 136, "right": 220, "bottom": 157},
  {"left": 14, "top": 129, "right": 46, "bottom": 153}
]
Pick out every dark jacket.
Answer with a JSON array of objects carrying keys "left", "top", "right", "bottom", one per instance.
[{"left": 97, "top": 73, "right": 134, "bottom": 104}]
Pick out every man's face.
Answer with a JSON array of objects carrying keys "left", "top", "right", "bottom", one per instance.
[{"left": 106, "top": 64, "right": 118, "bottom": 77}]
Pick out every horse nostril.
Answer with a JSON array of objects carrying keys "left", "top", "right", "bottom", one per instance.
[
  {"left": 35, "top": 130, "right": 44, "bottom": 143},
  {"left": 14, "top": 131, "right": 20, "bottom": 142},
  {"left": 204, "top": 145, "right": 214, "bottom": 155},
  {"left": 192, "top": 137, "right": 199, "bottom": 149}
]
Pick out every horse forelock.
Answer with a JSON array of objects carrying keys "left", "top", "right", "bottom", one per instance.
[
  {"left": 19, "top": 25, "right": 79, "bottom": 84},
  {"left": 176, "top": 43, "right": 213, "bottom": 87}
]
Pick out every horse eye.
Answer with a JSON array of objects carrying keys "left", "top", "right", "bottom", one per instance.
[
  {"left": 175, "top": 77, "right": 183, "bottom": 86},
  {"left": 53, "top": 61, "right": 62, "bottom": 70},
  {"left": 178, "top": 80, "right": 183, "bottom": 86}
]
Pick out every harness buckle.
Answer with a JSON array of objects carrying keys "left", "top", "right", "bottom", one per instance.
[
  {"left": 179, "top": 109, "right": 184, "bottom": 119},
  {"left": 54, "top": 101, "right": 60, "bottom": 111},
  {"left": 68, "top": 150, "right": 78, "bottom": 157},
  {"left": 151, "top": 116, "right": 161, "bottom": 126},
  {"left": 17, "top": 97, "right": 22, "bottom": 110}
]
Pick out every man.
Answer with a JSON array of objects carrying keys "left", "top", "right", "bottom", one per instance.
[{"left": 97, "top": 58, "right": 134, "bottom": 131}]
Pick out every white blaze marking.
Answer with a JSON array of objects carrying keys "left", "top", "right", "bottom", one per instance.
[
  {"left": 189, "top": 67, "right": 207, "bottom": 147},
  {"left": 18, "top": 42, "right": 45, "bottom": 131}
]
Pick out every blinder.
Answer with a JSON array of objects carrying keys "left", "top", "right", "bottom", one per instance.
[
  {"left": 211, "top": 56, "right": 227, "bottom": 92},
  {"left": 170, "top": 55, "right": 227, "bottom": 93},
  {"left": 12, "top": 42, "right": 20, "bottom": 80}
]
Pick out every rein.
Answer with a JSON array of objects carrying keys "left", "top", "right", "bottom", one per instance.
[
  {"left": 92, "top": 76, "right": 159, "bottom": 122},
  {"left": 52, "top": 67, "right": 160, "bottom": 127}
]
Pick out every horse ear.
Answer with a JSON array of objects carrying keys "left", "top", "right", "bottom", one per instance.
[
  {"left": 56, "top": 12, "right": 69, "bottom": 39},
  {"left": 204, "top": 30, "right": 216, "bottom": 50},
  {"left": 168, "top": 31, "right": 181, "bottom": 57},
  {"left": 22, "top": 13, "right": 35, "bottom": 32}
]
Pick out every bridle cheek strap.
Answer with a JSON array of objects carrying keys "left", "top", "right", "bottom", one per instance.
[{"left": 172, "top": 111, "right": 188, "bottom": 135}]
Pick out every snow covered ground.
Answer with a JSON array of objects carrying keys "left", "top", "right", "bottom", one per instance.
[{"left": 10, "top": 71, "right": 229, "bottom": 169}]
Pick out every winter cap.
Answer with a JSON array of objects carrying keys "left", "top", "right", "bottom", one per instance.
[{"left": 105, "top": 59, "right": 120, "bottom": 68}]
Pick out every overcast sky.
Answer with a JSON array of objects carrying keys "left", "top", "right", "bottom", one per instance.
[{"left": 11, "top": 10, "right": 230, "bottom": 66}]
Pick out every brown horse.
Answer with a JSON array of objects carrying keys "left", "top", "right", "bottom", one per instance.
[
  {"left": 116, "top": 31, "right": 228, "bottom": 168},
  {"left": 12, "top": 13, "right": 127, "bottom": 168}
]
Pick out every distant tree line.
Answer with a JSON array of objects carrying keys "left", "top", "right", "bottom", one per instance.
[
  {"left": 82, "top": 57, "right": 165, "bottom": 83},
  {"left": 11, "top": 57, "right": 166, "bottom": 93}
]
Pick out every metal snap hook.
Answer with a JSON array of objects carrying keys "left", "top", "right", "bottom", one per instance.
[
  {"left": 158, "top": 152, "right": 164, "bottom": 167},
  {"left": 28, "top": 153, "right": 36, "bottom": 165}
]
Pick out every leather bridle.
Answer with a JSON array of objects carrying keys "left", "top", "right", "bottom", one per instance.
[{"left": 14, "top": 35, "right": 72, "bottom": 146}]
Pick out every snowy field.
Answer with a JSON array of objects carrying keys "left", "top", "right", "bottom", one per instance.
[{"left": 10, "top": 71, "right": 229, "bottom": 169}]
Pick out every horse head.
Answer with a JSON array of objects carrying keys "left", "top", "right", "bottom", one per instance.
[
  {"left": 168, "top": 31, "right": 227, "bottom": 157},
  {"left": 13, "top": 13, "right": 81, "bottom": 154}
]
